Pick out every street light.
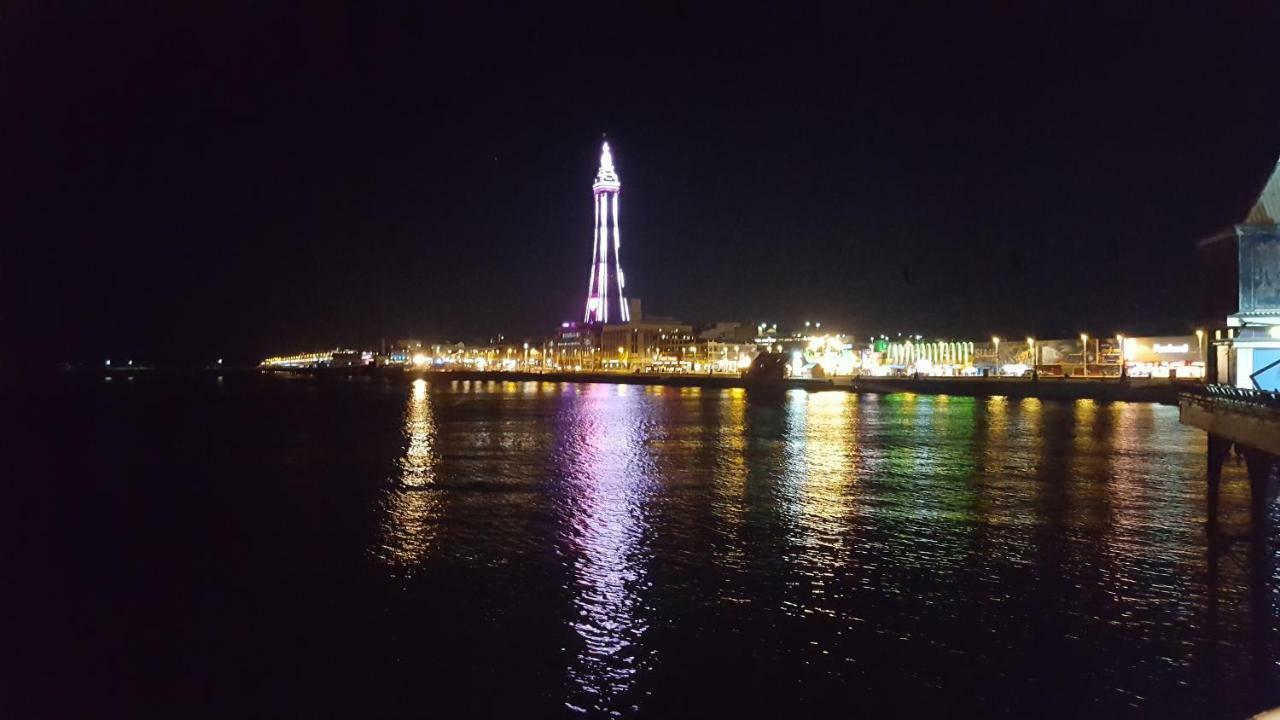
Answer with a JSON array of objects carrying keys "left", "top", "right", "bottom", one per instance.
[
  {"left": 1080, "top": 333, "right": 1089, "bottom": 376},
  {"left": 991, "top": 336, "right": 1001, "bottom": 374},
  {"left": 1026, "top": 337, "right": 1036, "bottom": 366},
  {"left": 1195, "top": 329, "right": 1205, "bottom": 367}
]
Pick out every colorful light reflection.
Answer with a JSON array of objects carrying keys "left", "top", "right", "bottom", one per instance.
[{"left": 557, "top": 385, "right": 653, "bottom": 714}]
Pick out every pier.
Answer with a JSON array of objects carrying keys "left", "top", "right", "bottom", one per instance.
[{"left": 1180, "top": 386, "right": 1280, "bottom": 535}]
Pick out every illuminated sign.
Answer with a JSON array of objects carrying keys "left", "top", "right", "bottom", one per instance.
[{"left": 1153, "top": 343, "right": 1190, "bottom": 354}]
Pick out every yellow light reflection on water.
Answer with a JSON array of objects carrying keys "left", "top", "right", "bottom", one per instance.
[
  {"left": 401, "top": 380, "right": 435, "bottom": 488},
  {"left": 778, "top": 390, "right": 860, "bottom": 619},
  {"left": 711, "top": 388, "right": 748, "bottom": 578},
  {"left": 375, "top": 379, "right": 442, "bottom": 572},
  {"left": 1067, "top": 398, "right": 1113, "bottom": 536}
]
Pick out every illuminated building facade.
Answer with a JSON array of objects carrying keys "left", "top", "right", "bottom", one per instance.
[
  {"left": 600, "top": 319, "right": 694, "bottom": 370},
  {"left": 875, "top": 339, "right": 978, "bottom": 376},
  {"left": 552, "top": 321, "right": 603, "bottom": 370},
  {"left": 583, "top": 142, "right": 630, "bottom": 325},
  {"left": 1119, "top": 336, "right": 1205, "bottom": 378}
]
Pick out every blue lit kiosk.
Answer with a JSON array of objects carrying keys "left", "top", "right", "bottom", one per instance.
[{"left": 1181, "top": 156, "right": 1280, "bottom": 536}]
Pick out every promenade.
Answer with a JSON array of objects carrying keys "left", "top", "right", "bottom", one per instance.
[{"left": 390, "top": 368, "right": 1193, "bottom": 403}]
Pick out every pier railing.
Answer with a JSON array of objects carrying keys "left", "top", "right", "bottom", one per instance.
[{"left": 1190, "top": 384, "right": 1280, "bottom": 411}]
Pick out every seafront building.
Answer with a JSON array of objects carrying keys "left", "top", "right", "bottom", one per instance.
[
  {"left": 599, "top": 318, "right": 696, "bottom": 370},
  {"left": 1224, "top": 157, "right": 1280, "bottom": 390}
]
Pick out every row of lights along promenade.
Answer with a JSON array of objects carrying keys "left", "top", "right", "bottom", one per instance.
[{"left": 256, "top": 326, "right": 1223, "bottom": 404}]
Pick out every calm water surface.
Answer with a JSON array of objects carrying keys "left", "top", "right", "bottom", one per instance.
[{"left": 9, "top": 375, "right": 1279, "bottom": 717}]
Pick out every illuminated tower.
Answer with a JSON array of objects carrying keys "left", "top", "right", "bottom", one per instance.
[{"left": 583, "top": 141, "right": 630, "bottom": 324}]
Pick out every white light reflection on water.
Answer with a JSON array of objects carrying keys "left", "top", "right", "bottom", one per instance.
[
  {"left": 1081, "top": 401, "right": 1203, "bottom": 648},
  {"left": 374, "top": 379, "right": 442, "bottom": 573},
  {"left": 557, "top": 384, "right": 656, "bottom": 716}
]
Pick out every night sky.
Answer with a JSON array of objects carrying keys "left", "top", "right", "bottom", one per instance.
[{"left": 6, "top": 4, "right": 1279, "bottom": 365}]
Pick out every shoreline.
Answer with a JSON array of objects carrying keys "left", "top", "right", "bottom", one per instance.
[
  {"left": 61, "top": 366, "right": 1195, "bottom": 404},
  {"left": 409, "top": 369, "right": 1191, "bottom": 403},
  {"left": 318, "top": 367, "right": 1191, "bottom": 403},
  {"left": 846, "top": 375, "right": 1184, "bottom": 404}
]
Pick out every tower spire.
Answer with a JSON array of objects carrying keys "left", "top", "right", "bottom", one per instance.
[
  {"left": 594, "top": 142, "right": 619, "bottom": 188},
  {"left": 597, "top": 142, "right": 617, "bottom": 181},
  {"left": 583, "top": 141, "right": 628, "bottom": 324}
]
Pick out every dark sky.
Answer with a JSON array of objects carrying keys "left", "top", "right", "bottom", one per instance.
[{"left": 5, "top": 3, "right": 1279, "bottom": 363}]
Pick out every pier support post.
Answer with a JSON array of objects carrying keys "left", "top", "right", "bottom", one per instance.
[
  {"left": 1207, "top": 434, "right": 1230, "bottom": 534},
  {"left": 1240, "top": 446, "right": 1277, "bottom": 538}
]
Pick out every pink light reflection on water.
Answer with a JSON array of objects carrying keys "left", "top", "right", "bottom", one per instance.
[{"left": 557, "top": 384, "right": 657, "bottom": 716}]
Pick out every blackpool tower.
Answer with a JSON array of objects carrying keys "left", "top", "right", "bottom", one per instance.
[{"left": 583, "top": 141, "right": 630, "bottom": 324}]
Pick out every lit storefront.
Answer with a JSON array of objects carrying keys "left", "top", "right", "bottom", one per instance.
[{"left": 1122, "top": 335, "right": 1206, "bottom": 378}]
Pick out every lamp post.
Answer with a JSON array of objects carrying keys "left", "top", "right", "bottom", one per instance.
[
  {"left": 1116, "top": 334, "right": 1126, "bottom": 379},
  {"left": 1080, "top": 333, "right": 1089, "bottom": 377},
  {"left": 991, "top": 336, "right": 1001, "bottom": 376},
  {"left": 1195, "top": 329, "right": 1205, "bottom": 370}
]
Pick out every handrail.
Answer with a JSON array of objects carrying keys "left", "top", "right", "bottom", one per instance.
[{"left": 1188, "top": 384, "right": 1280, "bottom": 410}]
